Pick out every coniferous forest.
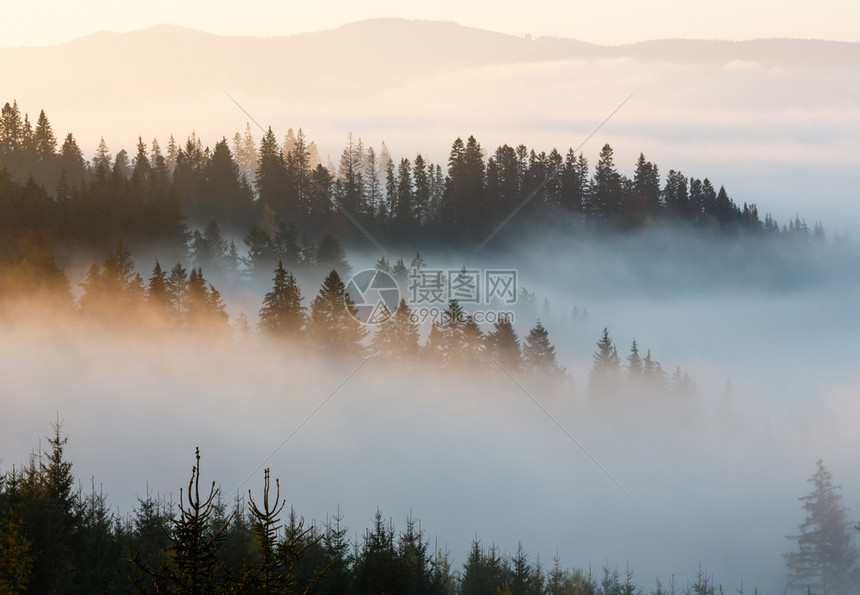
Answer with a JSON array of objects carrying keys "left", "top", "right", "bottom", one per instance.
[{"left": 1, "top": 97, "right": 858, "bottom": 594}]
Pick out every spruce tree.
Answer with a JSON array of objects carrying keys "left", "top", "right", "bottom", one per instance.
[
  {"left": 522, "top": 320, "right": 563, "bottom": 376},
  {"left": 315, "top": 233, "right": 351, "bottom": 278},
  {"left": 242, "top": 469, "right": 288, "bottom": 593},
  {"left": 370, "top": 299, "right": 420, "bottom": 362},
  {"left": 626, "top": 339, "right": 644, "bottom": 382},
  {"left": 166, "top": 262, "right": 189, "bottom": 321},
  {"left": 308, "top": 270, "right": 367, "bottom": 358},
  {"left": 784, "top": 460, "right": 859, "bottom": 595},
  {"left": 589, "top": 327, "right": 621, "bottom": 395},
  {"left": 485, "top": 316, "right": 522, "bottom": 371},
  {"left": 258, "top": 261, "right": 305, "bottom": 340},
  {"left": 353, "top": 510, "right": 403, "bottom": 594}
]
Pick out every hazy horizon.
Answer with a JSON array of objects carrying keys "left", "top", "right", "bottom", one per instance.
[
  {"left": 2, "top": 6, "right": 858, "bottom": 594},
  {"left": 3, "top": 20, "right": 858, "bottom": 233}
]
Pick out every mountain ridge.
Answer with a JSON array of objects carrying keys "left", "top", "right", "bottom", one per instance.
[{"left": 14, "top": 18, "right": 859, "bottom": 68}]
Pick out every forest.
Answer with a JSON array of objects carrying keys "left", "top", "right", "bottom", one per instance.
[
  {"left": 1, "top": 422, "right": 857, "bottom": 594},
  {"left": 0, "top": 98, "right": 823, "bottom": 267},
  {"left": 1, "top": 97, "right": 857, "bottom": 594}
]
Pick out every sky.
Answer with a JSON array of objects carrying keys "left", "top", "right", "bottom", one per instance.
[{"left": 3, "top": 0, "right": 860, "bottom": 47}]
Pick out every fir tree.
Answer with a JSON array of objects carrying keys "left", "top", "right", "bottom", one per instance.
[
  {"left": 784, "top": 460, "right": 859, "bottom": 595},
  {"left": 258, "top": 261, "right": 305, "bottom": 340},
  {"left": 371, "top": 299, "right": 420, "bottom": 362},
  {"left": 315, "top": 233, "right": 351, "bottom": 278},
  {"left": 156, "top": 448, "right": 230, "bottom": 594},
  {"left": 590, "top": 327, "right": 621, "bottom": 395},
  {"left": 308, "top": 270, "right": 367, "bottom": 358},
  {"left": 626, "top": 339, "right": 644, "bottom": 382},
  {"left": 522, "top": 321, "right": 563, "bottom": 376},
  {"left": 485, "top": 316, "right": 522, "bottom": 371}
]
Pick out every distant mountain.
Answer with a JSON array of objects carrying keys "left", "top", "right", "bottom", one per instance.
[{"left": 1, "top": 18, "right": 857, "bottom": 173}]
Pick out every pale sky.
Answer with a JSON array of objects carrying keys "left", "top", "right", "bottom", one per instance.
[{"left": 3, "top": 0, "right": 859, "bottom": 47}]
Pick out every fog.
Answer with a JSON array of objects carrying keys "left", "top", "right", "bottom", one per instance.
[
  {"left": 2, "top": 17, "right": 859, "bottom": 592},
  {"left": 3, "top": 21, "right": 859, "bottom": 230},
  {"left": 2, "top": 227, "right": 859, "bottom": 592}
]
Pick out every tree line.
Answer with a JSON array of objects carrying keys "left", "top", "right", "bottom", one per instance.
[
  {"left": 3, "top": 424, "right": 856, "bottom": 594},
  {"left": 0, "top": 237, "right": 695, "bottom": 396},
  {"left": 0, "top": 421, "right": 796, "bottom": 595},
  {"left": 0, "top": 99, "right": 826, "bottom": 264}
]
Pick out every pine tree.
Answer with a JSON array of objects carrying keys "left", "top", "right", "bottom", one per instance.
[
  {"left": 78, "top": 239, "right": 145, "bottom": 316},
  {"left": 31, "top": 109, "right": 57, "bottom": 187},
  {"left": 353, "top": 510, "right": 403, "bottom": 594},
  {"left": 437, "top": 299, "right": 468, "bottom": 367},
  {"left": 242, "top": 469, "right": 288, "bottom": 593},
  {"left": 242, "top": 225, "right": 277, "bottom": 281},
  {"left": 371, "top": 299, "right": 420, "bottom": 362},
  {"left": 626, "top": 339, "right": 644, "bottom": 383},
  {"left": 590, "top": 327, "right": 621, "bottom": 395},
  {"left": 147, "top": 260, "right": 169, "bottom": 309},
  {"left": 155, "top": 448, "right": 230, "bottom": 594},
  {"left": 413, "top": 154, "right": 430, "bottom": 224},
  {"left": 256, "top": 126, "right": 286, "bottom": 214},
  {"left": 92, "top": 136, "right": 112, "bottom": 173},
  {"left": 461, "top": 538, "right": 505, "bottom": 595},
  {"left": 315, "top": 233, "right": 351, "bottom": 278},
  {"left": 319, "top": 511, "right": 352, "bottom": 593},
  {"left": 642, "top": 349, "right": 666, "bottom": 392},
  {"left": 190, "top": 218, "right": 228, "bottom": 272},
  {"left": 258, "top": 261, "right": 305, "bottom": 340},
  {"left": 59, "top": 133, "right": 87, "bottom": 187},
  {"left": 391, "top": 258, "right": 408, "bottom": 284},
  {"left": 485, "top": 316, "right": 522, "bottom": 371},
  {"left": 0, "top": 505, "right": 33, "bottom": 593},
  {"left": 335, "top": 133, "right": 366, "bottom": 217},
  {"left": 166, "top": 263, "right": 189, "bottom": 321},
  {"left": 133, "top": 136, "right": 151, "bottom": 179},
  {"left": 784, "top": 460, "right": 859, "bottom": 595},
  {"left": 308, "top": 270, "right": 367, "bottom": 358},
  {"left": 590, "top": 143, "right": 623, "bottom": 222},
  {"left": 398, "top": 513, "right": 434, "bottom": 594},
  {"left": 13, "top": 419, "right": 80, "bottom": 593},
  {"left": 394, "top": 157, "right": 414, "bottom": 224},
  {"left": 522, "top": 321, "right": 563, "bottom": 376}
]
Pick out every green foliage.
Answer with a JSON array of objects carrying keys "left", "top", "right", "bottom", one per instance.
[
  {"left": 0, "top": 505, "right": 33, "bottom": 593},
  {"left": 151, "top": 448, "right": 231, "bottom": 594},
  {"left": 0, "top": 423, "right": 763, "bottom": 595}
]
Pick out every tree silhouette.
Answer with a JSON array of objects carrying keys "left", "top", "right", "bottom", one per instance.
[
  {"left": 258, "top": 261, "right": 305, "bottom": 340},
  {"left": 371, "top": 299, "right": 420, "bottom": 362},
  {"left": 485, "top": 316, "right": 522, "bottom": 371},
  {"left": 590, "top": 327, "right": 621, "bottom": 395},
  {"left": 151, "top": 448, "right": 230, "bottom": 595},
  {"left": 308, "top": 270, "right": 367, "bottom": 358},
  {"left": 784, "top": 460, "right": 859, "bottom": 595},
  {"left": 522, "top": 320, "right": 563, "bottom": 376}
]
